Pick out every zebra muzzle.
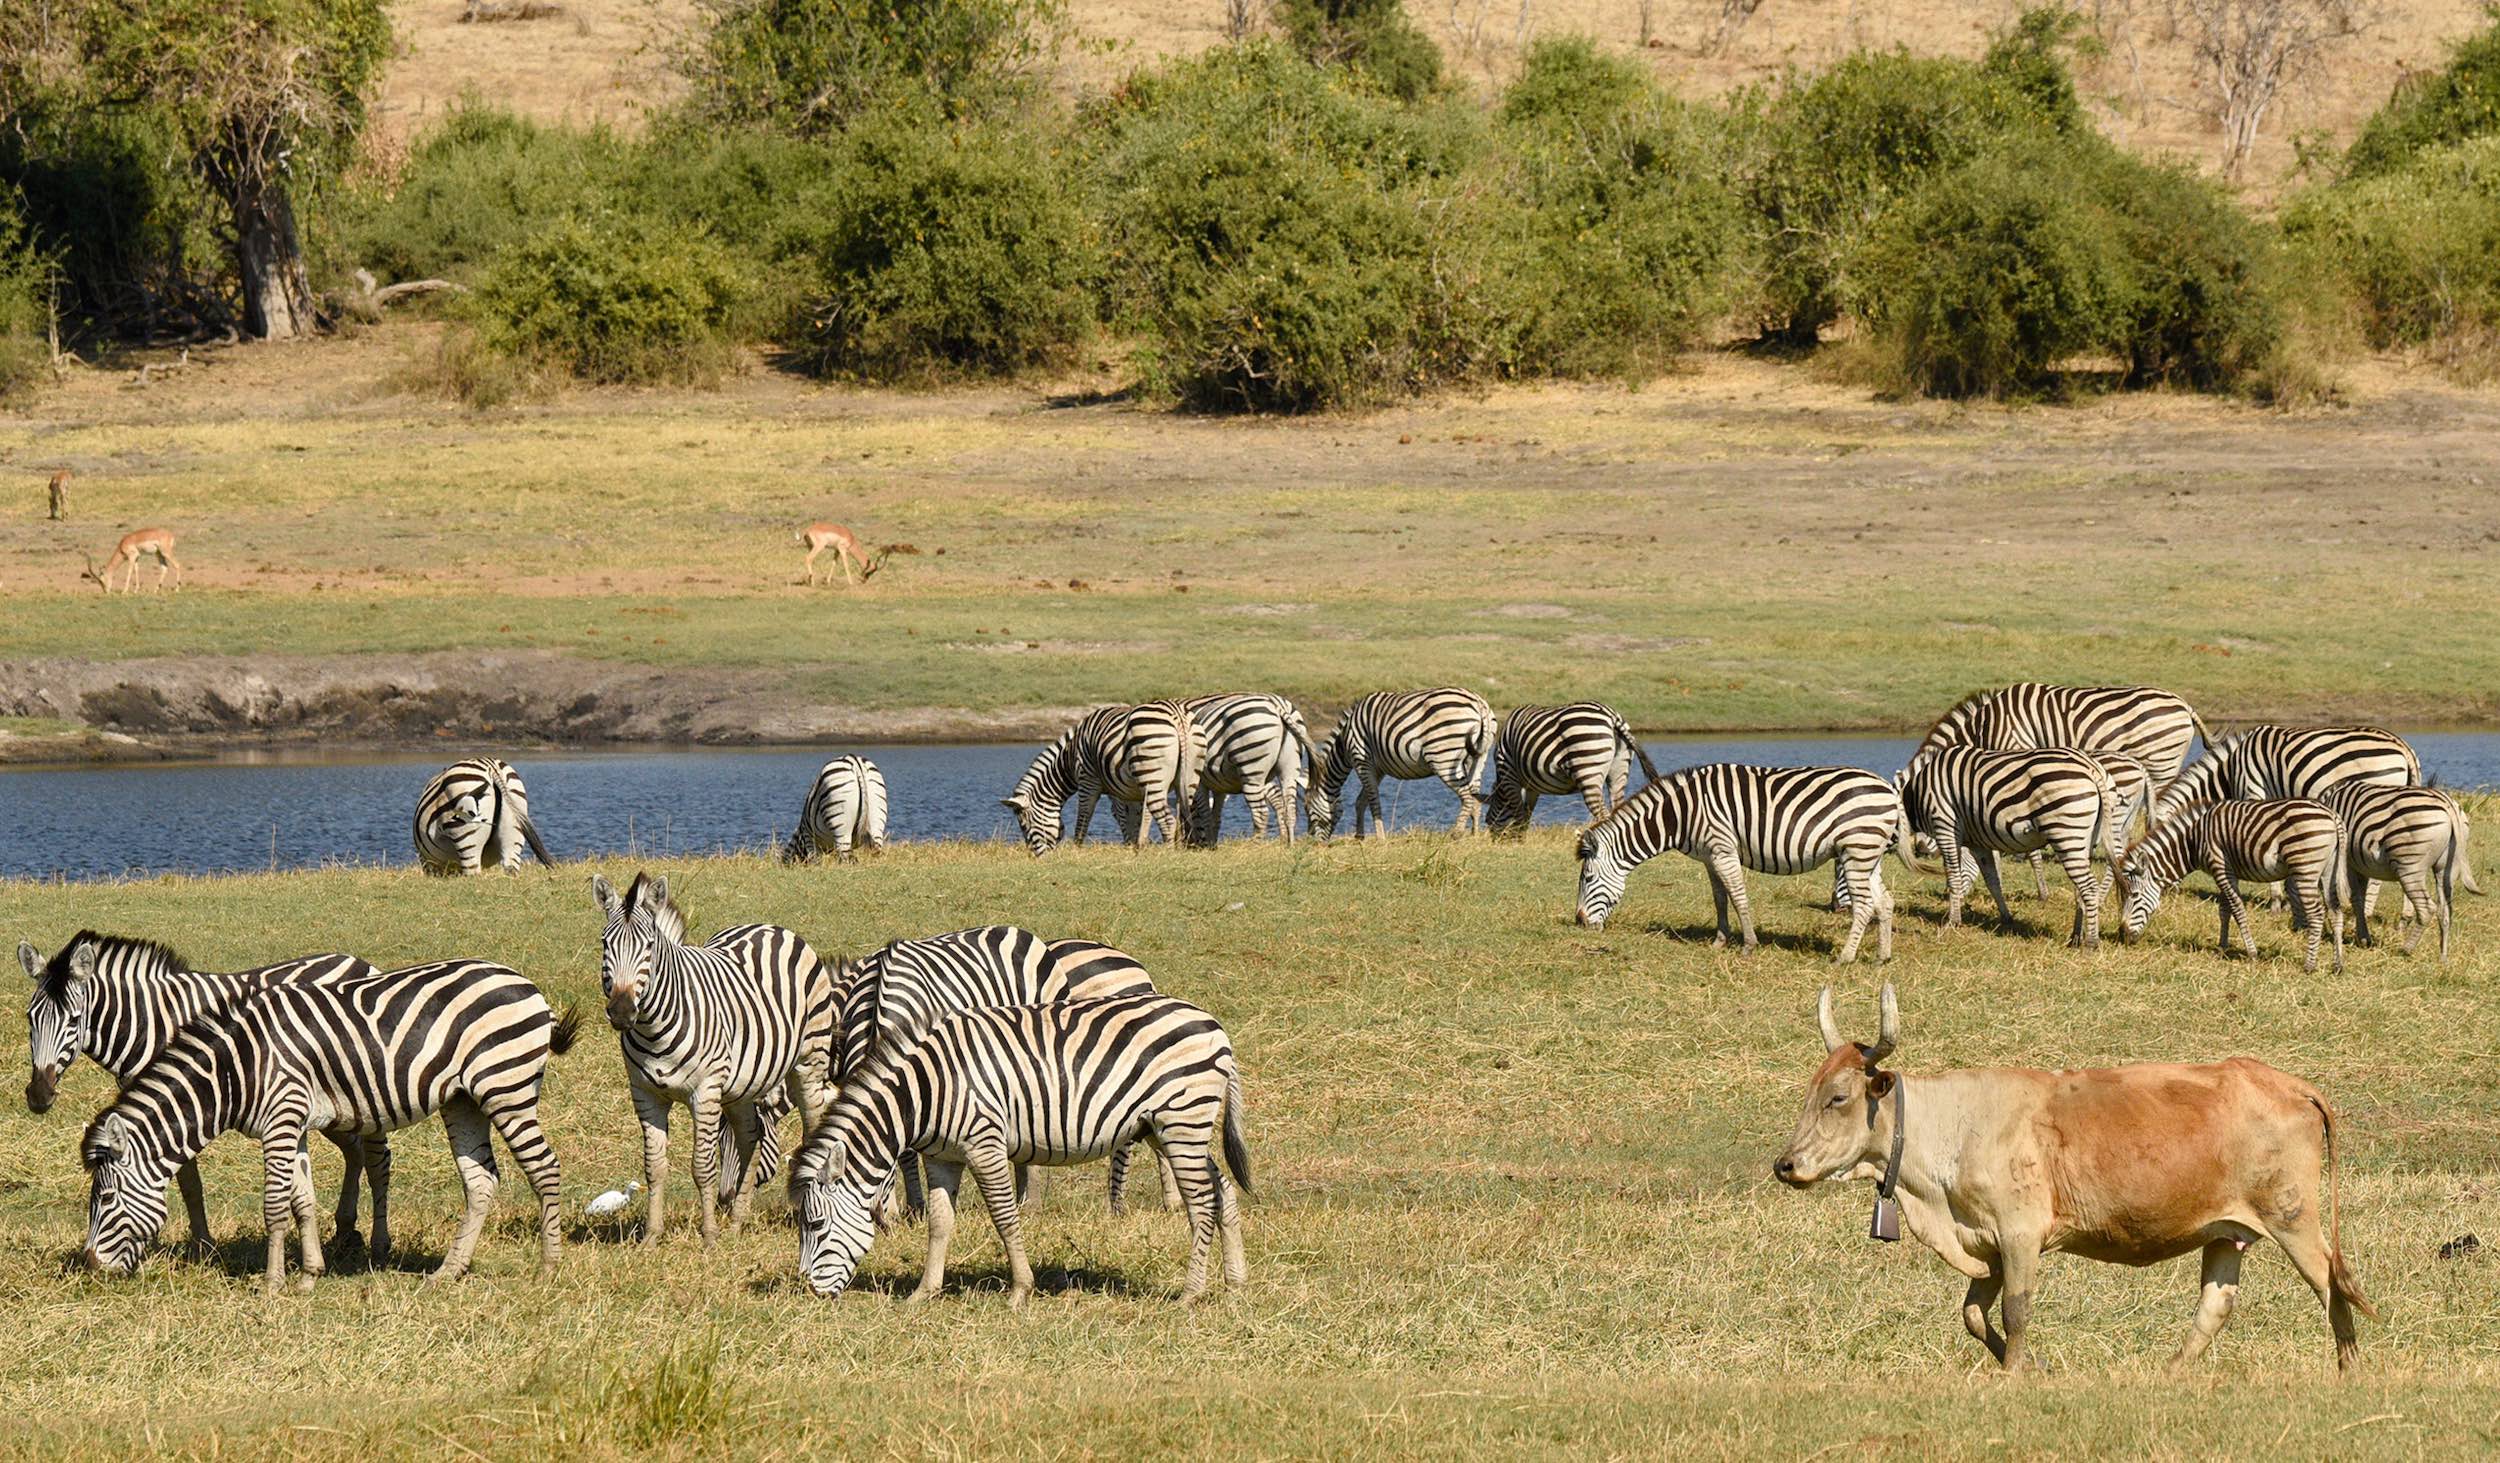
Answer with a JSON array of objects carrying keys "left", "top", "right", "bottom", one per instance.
[
  {"left": 25, "top": 1069, "right": 57, "bottom": 1114},
  {"left": 605, "top": 990, "right": 638, "bottom": 1029}
]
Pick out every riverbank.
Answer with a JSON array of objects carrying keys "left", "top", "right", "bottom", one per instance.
[{"left": 3, "top": 838, "right": 2495, "bottom": 1454}]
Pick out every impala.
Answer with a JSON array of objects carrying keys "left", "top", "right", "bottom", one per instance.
[{"left": 85, "top": 528, "right": 183, "bottom": 593}]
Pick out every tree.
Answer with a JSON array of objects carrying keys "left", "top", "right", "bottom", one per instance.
[
  {"left": 2166, "top": 0, "right": 2374, "bottom": 180},
  {"left": 683, "top": 0, "right": 1063, "bottom": 136}
]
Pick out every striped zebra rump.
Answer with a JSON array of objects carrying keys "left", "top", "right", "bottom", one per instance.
[
  {"left": 2116, "top": 799, "right": 2346, "bottom": 972},
  {"left": 413, "top": 758, "right": 554, "bottom": 875},
  {"left": 783, "top": 755, "right": 889, "bottom": 864},
  {"left": 1918, "top": 684, "right": 2204, "bottom": 805},
  {"left": 2319, "top": 782, "right": 2470, "bottom": 960},
  {"left": 1574, "top": 763, "right": 1901, "bottom": 963},
  {"left": 2155, "top": 725, "right": 2420, "bottom": 823},
  {"left": 790, "top": 994, "right": 1250, "bottom": 1304},
  {"left": 1182, "top": 693, "right": 1310, "bottom": 845},
  {"left": 1488, "top": 701, "right": 1659, "bottom": 835},
  {"left": 1897, "top": 746, "right": 2118, "bottom": 946},
  {"left": 1308, "top": 687, "right": 1498, "bottom": 840},
  {"left": 1084, "top": 700, "right": 1199, "bottom": 848},
  {"left": 78, "top": 958, "right": 578, "bottom": 1292},
  {"left": 19, "top": 931, "right": 390, "bottom": 1255},
  {"left": 593, "top": 872, "right": 837, "bottom": 1245}
]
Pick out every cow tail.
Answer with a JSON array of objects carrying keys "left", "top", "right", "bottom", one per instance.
[{"left": 2312, "top": 1096, "right": 2380, "bottom": 1321}]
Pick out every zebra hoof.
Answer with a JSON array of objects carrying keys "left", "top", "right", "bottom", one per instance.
[{"left": 291, "top": 1272, "right": 318, "bottom": 1295}]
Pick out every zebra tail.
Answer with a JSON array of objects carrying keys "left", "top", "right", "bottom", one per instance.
[
  {"left": 2454, "top": 807, "right": 2484, "bottom": 896},
  {"left": 2188, "top": 707, "right": 2217, "bottom": 753},
  {"left": 1619, "top": 714, "right": 1662, "bottom": 785},
  {"left": 548, "top": 1004, "right": 583, "bottom": 1056},
  {"left": 519, "top": 812, "right": 556, "bottom": 868},
  {"left": 1220, "top": 1068, "right": 1253, "bottom": 1197}
]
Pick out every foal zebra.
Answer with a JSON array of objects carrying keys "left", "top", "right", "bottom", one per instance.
[
  {"left": 593, "top": 872, "right": 837, "bottom": 1246},
  {"left": 1486, "top": 701, "right": 1661, "bottom": 836},
  {"left": 20, "top": 933, "right": 387, "bottom": 1256},
  {"left": 1182, "top": 693, "right": 1312, "bottom": 846},
  {"left": 1575, "top": 764, "right": 1903, "bottom": 963},
  {"left": 1896, "top": 747, "right": 2124, "bottom": 946},
  {"left": 413, "top": 758, "right": 553, "bottom": 875},
  {"left": 79, "top": 959, "right": 578, "bottom": 1292},
  {"left": 2317, "top": 782, "right": 2475, "bottom": 961},
  {"left": 782, "top": 755, "right": 889, "bottom": 864},
  {"left": 1307, "top": 688, "right": 1498, "bottom": 839},
  {"left": 2115, "top": 799, "right": 2347, "bottom": 972},
  {"left": 790, "top": 995, "right": 1251, "bottom": 1305},
  {"left": 2152, "top": 726, "right": 2421, "bottom": 823},
  {"left": 1003, "top": 702, "right": 1200, "bottom": 855}
]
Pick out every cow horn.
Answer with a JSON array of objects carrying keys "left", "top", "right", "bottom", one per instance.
[
  {"left": 1865, "top": 983, "right": 1899, "bottom": 1064},
  {"left": 1817, "top": 986, "right": 1842, "bottom": 1053}
]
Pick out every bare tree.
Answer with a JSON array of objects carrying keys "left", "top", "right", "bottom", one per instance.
[
  {"left": 1636, "top": 0, "right": 1656, "bottom": 47},
  {"left": 2165, "top": 0, "right": 2374, "bottom": 180},
  {"left": 1709, "top": 0, "right": 1767, "bottom": 55},
  {"left": 1224, "top": 0, "right": 1254, "bottom": 39}
]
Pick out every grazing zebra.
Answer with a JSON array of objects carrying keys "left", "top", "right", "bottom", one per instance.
[
  {"left": 20, "top": 933, "right": 389, "bottom": 1257},
  {"left": 1896, "top": 747, "right": 2124, "bottom": 946},
  {"left": 1182, "top": 693, "right": 1312, "bottom": 846},
  {"left": 1574, "top": 764, "right": 1903, "bottom": 964},
  {"left": 2114, "top": 799, "right": 2346, "bottom": 973},
  {"left": 2152, "top": 726, "right": 2421, "bottom": 823},
  {"left": 413, "top": 758, "right": 553, "bottom": 875},
  {"left": 2318, "top": 782, "right": 2474, "bottom": 961},
  {"left": 1306, "top": 688, "right": 1499, "bottom": 839},
  {"left": 1486, "top": 701, "right": 1661, "bottom": 836},
  {"left": 78, "top": 960, "right": 578, "bottom": 1293},
  {"left": 1002, "top": 702, "right": 1200, "bottom": 855},
  {"left": 782, "top": 755, "right": 889, "bottom": 864},
  {"left": 592, "top": 871, "right": 838, "bottom": 1246},
  {"left": 789, "top": 995, "right": 1251, "bottom": 1305}
]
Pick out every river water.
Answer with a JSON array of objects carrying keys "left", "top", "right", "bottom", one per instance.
[{"left": 7, "top": 734, "right": 2499, "bottom": 883}]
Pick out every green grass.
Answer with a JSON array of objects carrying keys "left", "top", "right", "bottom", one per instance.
[{"left": 3, "top": 831, "right": 2497, "bottom": 1456}]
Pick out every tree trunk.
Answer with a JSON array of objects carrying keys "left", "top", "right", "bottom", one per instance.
[{"left": 230, "top": 176, "right": 316, "bottom": 341}]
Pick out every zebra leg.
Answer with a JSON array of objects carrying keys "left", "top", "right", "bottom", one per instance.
[
  {"left": 1941, "top": 841, "right": 1975, "bottom": 928},
  {"left": 631, "top": 1081, "right": 673, "bottom": 1246},
  {"left": 175, "top": 1157, "right": 215, "bottom": 1258},
  {"left": 2027, "top": 850, "right": 2052, "bottom": 900},
  {"left": 1152, "top": 1126, "right": 1224, "bottom": 1303},
  {"left": 289, "top": 1145, "right": 327, "bottom": 1294},
  {"left": 260, "top": 1119, "right": 311, "bottom": 1296},
  {"left": 325, "top": 1133, "right": 364, "bottom": 1252},
  {"left": 1706, "top": 866, "right": 1734, "bottom": 947},
  {"left": 1156, "top": 1149, "right": 1183, "bottom": 1213},
  {"left": 723, "top": 1098, "right": 764, "bottom": 1232},
  {"left": 1446, "top": 771, "right": 1481, "bottom": 835},
  {"left": 690, "top": 1086, "right": 726, "bottom": 1247},
  {"left": 2349, "top": 863, "right": 2377, "bottom": 948},
  {"left": 432, "top": 1096, "right": 500, "bottom": 1287},
  {"left": 1072, "top": 791, "right": 1099, "bottom": 845},
  {"left": 1107, "top": 1141, "right": 1133, "bottom": 1217},
  {"left": 1358, "top": 771, "right": 1383, "bottom": 839},
  {"left": 2057, "top": 840, "right": 2101, "bottom": 949},
  {"left": 833, "top": 824, "right": 853, "bottom": 864},
  {"left": 1975, "top": 849, "right": 2016, "bottom": 930},
  {"left": 2211, "top": 862, "right": 2258, "bottom": 959},
  {"left": 1835, "top": 854, "right": 1879, "bottom": 965},
  {"left": 1707, "top": 846, "right": 1756, "bottom": 952},
  {"left": 1216, "top": 1163, "right": 1247, "bottom": 1287},
  {"left": 907, "top": 1158, "right": 964, "bottom": 1303},
  {"left": 1580, "top": 778, "right": 1608, "bottom": 822},
  {"left": 484, "top": 1098, "right": 565, "bottom": 1277},
  {"left": 965, "top": 1143, "right": 1035, "bottom": 1307}
]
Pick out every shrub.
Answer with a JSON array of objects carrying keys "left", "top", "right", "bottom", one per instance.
[
  {"left": 1277, "top": 0, "right": 1442, "bottom": 102},
  {"left": 683, "top": 0, "right": 1062, "bottom": 134},
  {"left": 0, "top": 186, "right": 53, "bottom": 400},
  {"left": 469, "top": 216, "right": 744, "bottom": 385},
  {"left": 2342, "top": 12, "right": 2500, "bottom": 180},
  {"left": 2284, "top": 134, "right": 2500, "bottom": 363},
  {"left": 786, "top": 115, "right": 1097, "bottom": 380},
  {"left": 2086, "top": 148, "right": 2282, "bottom": 391},
  {"left": 324, "top": 104, "right": 633, "bottom": 288}
]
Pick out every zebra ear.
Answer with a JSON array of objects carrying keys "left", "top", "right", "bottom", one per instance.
[
  {"left": 16, "top": 941, "right": 37, "bottom": 981},
  {"left": 1000, "top": 795, "right": 1025, "bottom": 812},
  {"left": 590, "top": 874, "right": 618, "bottom": 914},
  {"left": 66, "top": 939, "right": 97, "bottom": 986},
  {"left": 649, "top": 875, "right": 669, "bottom": 907}
]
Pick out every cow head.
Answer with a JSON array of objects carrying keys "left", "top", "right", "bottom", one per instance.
[{"left": 1772, "top": 984, "right": 1899, "bottom": 1188}]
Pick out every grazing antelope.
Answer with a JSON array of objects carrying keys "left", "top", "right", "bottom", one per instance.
[
  {"left": 47, "top": 468, "right": 69, "bottom": 521},
  {"left": 84, "top": 528, "right": 182, "bottom": 593},
  {"left": 797, "top": 522, "right": 868, "bottom": 586}
]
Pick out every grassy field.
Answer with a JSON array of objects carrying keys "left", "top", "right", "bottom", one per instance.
[
  {"left": 4, "top": 829, "right": 2497, "bottom": 1457},
  {"left": 8, "top": 340, "right": 2500, "bottom": 736}
]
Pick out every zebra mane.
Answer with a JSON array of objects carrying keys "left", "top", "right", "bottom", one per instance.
[
  {"left": 1914, "top": 688, "right": 1998, "bottom": 751},
  {"left": 37, "top": 930, "right": 186, "bottom": 1001},
  {"left": 622, "top": 873, "right": 688, "bottom": 945}
]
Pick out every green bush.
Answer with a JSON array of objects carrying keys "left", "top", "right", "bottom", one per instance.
[
  {"left": 469, "top": 215, "right": 744, "bottom": 385},
  {"left": 0, "top": 186, "right": 54, "bottom": 400},
  {"left": 2342, "top": 12, "right": 2500, "bottom": 180},
  {"left": 2086, "top": 149, "right": 2281, "bottom": 391},
  {"left": 1277, "top": 0, "right": 1442, "bottom": 102},
  {"left": 683, "top": 0, "right": 1062, "bottom": 135},
  {"left": 786, "top": 115, "right": 1097, "bottom": 380},
  {"left": 325, "top": 104, "right": 634, "bottom": 288},
  {"left": 2285, "top": 134, "right": 2500, "bottom": 357}
]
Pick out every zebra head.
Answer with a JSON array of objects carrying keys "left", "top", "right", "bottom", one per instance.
[
  {"left": 592, "top": 873, "right": 664, "bottom": 1030},
  {"left": 2111, "top": 836, "right": 2174, "bottom": 943},
  {"left": 999, "top": 791, "right": 1063, "bottom": 857},
  {"left": 791, "top": 1140, "right": 879, "bottom": 1299},
  {"left": 80, "top": 1110, "right": 168, "bottom": 1275},
  {"left": 1484, "top": 772, "right": 1530, "bottom": 837},
  {"left": 1574, "top": 823, "right": 1630, "bottom": 928},
  {"left": 1303, "top": 732, "right": 1346, "bottom": 839},
  {"left": 21, "top": 935, "right": 98, "bottom": 1114}
]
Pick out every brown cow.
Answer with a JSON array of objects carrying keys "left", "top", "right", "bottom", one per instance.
[{"left": 1773, "top": 985, "right": 2375, "bottom": 1372}]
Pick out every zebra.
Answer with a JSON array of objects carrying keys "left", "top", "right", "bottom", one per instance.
[
  {"left": 592, "top": 871, "right": 838, "bottom": 1246},
  {"left": 789, "top": 994, "right": 1252, "bottom": 1305},
  {"left": 782, "top": 755, "right": 889, "bottom": 864},
  {"left": 1574, "top": 764, "right": 1903, "bottom": 964},
  {"left": 413, "top": 758, "right": 553, "bottom": 875},
  {"left": 1001, "top": 702, "right": 1200, "bottom": 855},
  {"left": 78, "top": 959, "right": 579, "bottom": 1293},
  {"left": 2114, "top": 799, "right": 2347, "bottom": 973},
  {"left": 1306, "top": 688, "right": 1499, "bottom": 839},
  {"left": 2317, "top": 782, "right": 2475, "bottom": 961},
  {"left": 2152, "top": 726, "right": 2420, "bottom": 823},
  {"left": 1182, "top": 693, "right": 1311, "bottom": 846},
  {"left": 1895, "top": 747, "right": 2124, "bottom": 947},
  {"left": 1486, "top": 701, "right": 1661, "bottom": 836},
  {"left": 20, "top": 932, "right": 390, "bottom": 1258}
]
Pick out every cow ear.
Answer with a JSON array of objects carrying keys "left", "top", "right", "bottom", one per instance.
[
  {"left": 1866, "top": 1069, "right": 1896, "bottom": 1099},
  {"left": 16, "top": 941, "right": 38, "bottom": 982}
]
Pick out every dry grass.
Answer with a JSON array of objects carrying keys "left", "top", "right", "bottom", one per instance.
[{"left": 2, "top": 828, "right": 2497, "bottom": 1455}]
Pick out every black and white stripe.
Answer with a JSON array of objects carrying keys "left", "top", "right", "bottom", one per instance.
[
  {"left": 1307, "top": 687, "right": 1499, "bottom": 839},
  {"left": 1486, "top": 701, "right": 1660, "bottom": 835},
  {"left": 1917, "top": 684, "right": 2207, "bottom": 793},
  {"left": 413, "top": 758, "right": 553, "bottom": 874},
  {"left": 593, "top": 872, "right": 837, "bottom": 1246},
  {"left": 1003, "top": 702, "right": 1201, "bottom": 855},
  {"left": 1574, "top": 764, "right": 1903, "bottom": 963},
  {"left": 789, "top": 995, "right": 1251, "bottom": 1304},
  {"left": 1896, "top": 747, "right": 2123, "bottom": 946},
  {"left": 782, "top": 755, "right": 889, "bottom": 864},
  {"left": 20, "top": 932, "right": 388, "bottom": 1256},
  {"left": 1182, "top": 693, "right": 1312, "bottom": 846},
  {"left": 2115, "top": 798, "right": 2347, "bottom": 972},
  {"left": 2318, "top": 782, "right": 2473, "bottom": 961},
  {"left": 2154, "top": 726, "right": 2421, "bottom": 823},
  {"left": 79, "top": 959, "right": 578, "bottom": 1292}
]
